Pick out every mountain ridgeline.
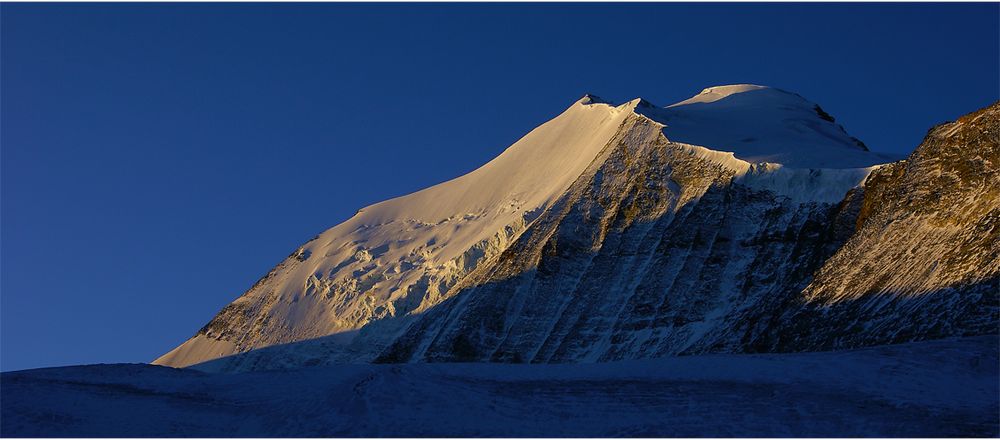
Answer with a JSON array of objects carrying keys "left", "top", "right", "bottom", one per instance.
[{"left": 155, "top": 85, "right": 999, "bottom": 371}]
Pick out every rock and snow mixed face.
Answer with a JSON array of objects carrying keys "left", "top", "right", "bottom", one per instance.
[{"left": 153, "top": 85, "right": 997, "bottom": 371}]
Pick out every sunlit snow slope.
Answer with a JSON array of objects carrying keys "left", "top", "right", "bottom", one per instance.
[
  {"left": 156, "top": 95, "right": 639, "bottom": 367},
  {"left": 156, "top": 86, "right": 995, "bottom": 370}
]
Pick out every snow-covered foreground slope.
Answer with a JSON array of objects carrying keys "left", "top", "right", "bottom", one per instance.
[
  {"left": 5, "top": 337, "right": 998, "bottom": 437},
  {"left": 155, "top": 86, "right": 996, "bottom": 371}
]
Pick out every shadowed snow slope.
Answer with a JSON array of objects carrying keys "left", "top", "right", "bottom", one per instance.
[
  {"left": 659, "top": 84, "right": 900, "bottom": 168},
  {"left": 154, "top": 86, "right": 995, "bottom": 371},
  {"left": 5, "top": 337, "right": 998, "bottom": 437}
]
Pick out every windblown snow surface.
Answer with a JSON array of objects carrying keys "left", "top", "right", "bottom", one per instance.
[{"left": 3, "top": 337, "right": 997, "bottom": 437}]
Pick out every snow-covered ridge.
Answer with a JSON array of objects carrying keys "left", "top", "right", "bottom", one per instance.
[
  {"left": 617, "top": 87, "right": 891, "bottom": 203},
  {"left": 649, "top": 84, "right": 901, "bottom": 168},
  {"left": 661, "top": 139, "right": 883, "bottom": 204},
  {"left": 667, "top": 84, "right": 771, "bottom": 107}
]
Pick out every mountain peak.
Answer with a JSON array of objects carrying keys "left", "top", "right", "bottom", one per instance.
[
  {"left": 648, "top": 84, "right": 894, "bottom": 168},
  {"left": 577, "top": 93, "right": 612, "bottom": 105},
  {"left": 155, "top": 84, "right": 911, "bottom": 370},
  {"left": 669, "top": 84, "right": 773, "bottom": 107}
]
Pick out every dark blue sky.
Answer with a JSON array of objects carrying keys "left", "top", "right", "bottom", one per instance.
[{"left": 2, "top": 3, "right": 997, "bottom": 371}]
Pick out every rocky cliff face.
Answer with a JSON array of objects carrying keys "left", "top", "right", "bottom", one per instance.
[
  {"left": 155, "top": 86, "right": 998, "bottom": 372},
  {"left": 743, "top": 102, "right": 1000, "bottom": 352}
]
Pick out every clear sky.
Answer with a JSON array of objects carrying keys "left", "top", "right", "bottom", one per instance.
[{"left": 2, "top": 3, "right": 997, "bottom": 371}]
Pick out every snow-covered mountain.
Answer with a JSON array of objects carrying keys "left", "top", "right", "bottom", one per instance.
[{"left": 154, "top": 85, "right": 998, "bottom": 371}]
